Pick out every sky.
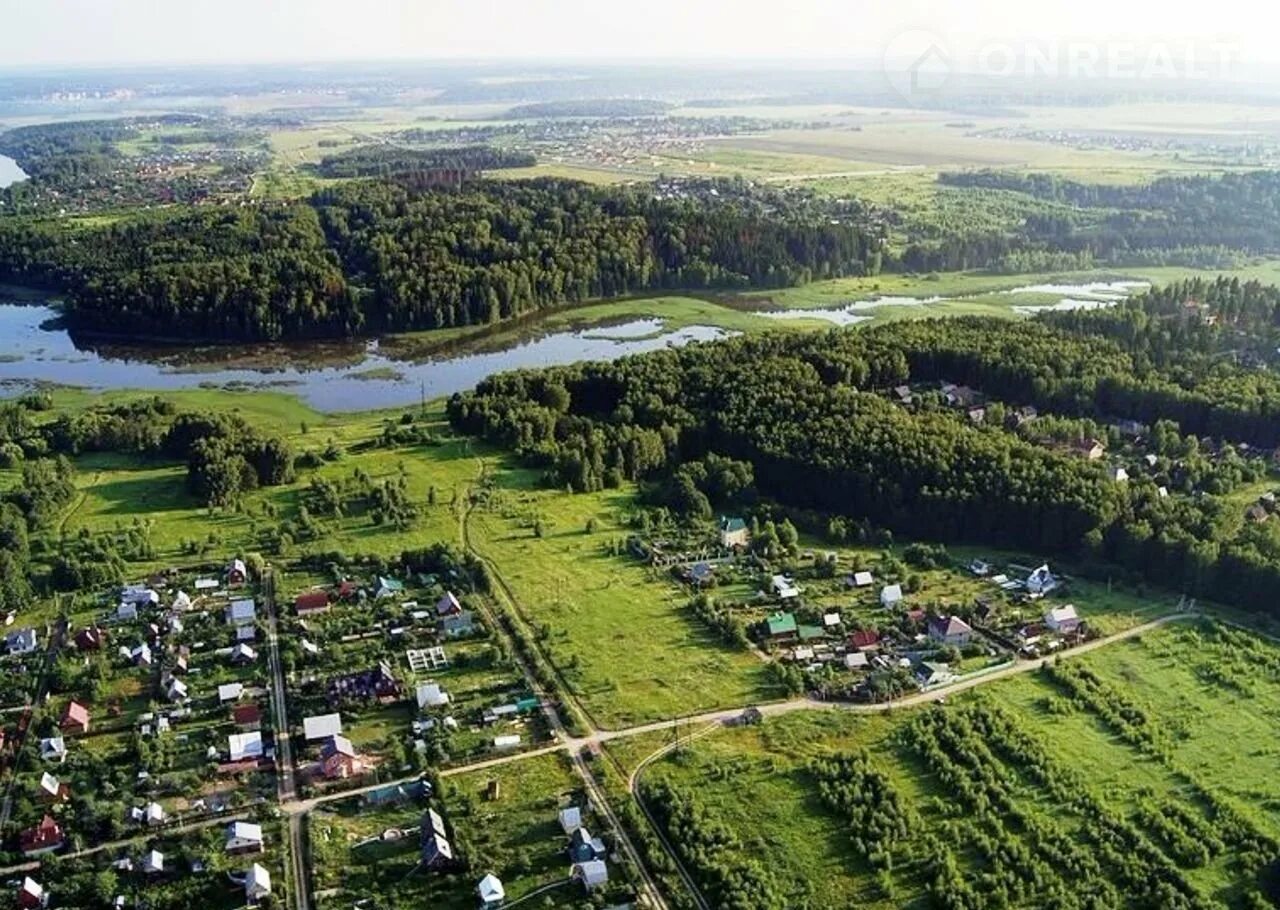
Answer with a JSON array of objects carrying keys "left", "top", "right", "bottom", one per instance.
[{"left": 2, "top": 0, "right": 1277, "bottom": 69}]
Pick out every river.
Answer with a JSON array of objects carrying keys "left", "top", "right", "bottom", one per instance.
[
  {"left": 0, "top": 301, "right": 731, "bottom": 412},
  {"left": 0, "top": 154, "right": 27, "bottom": 188}
]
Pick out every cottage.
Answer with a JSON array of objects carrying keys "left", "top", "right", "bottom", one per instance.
[
  {"left": 880, "top": 584, "right": 903, "bottom": 607},
  {"left": 477, "top": 874, "right": 506, "bottom": 907},
  {"left": 719, "top": 516, "right": 750, "bottom": 549},
  {"left": 822, "top": 612, "right": 842, "bottom": 629},
  {"left": 436, "top": 591, "right": 463, "bottom": 616},
  {"left": 915, "top": 661, "right": 955, "bottom": 687},
  {"left": 60, "top": 700, "right": 91, "bottom": 735},
  {"left": 764, "top": 611, "right": 798, "bottom": 642},
  {"left": 849, "top": 628, "right": 881, "bottom": 651},
  {"left": 74, "top": 626, "right": 106, "bottom": 651},
  {"left": 375, "top": 576, "right": 405, "bottom": 600},
  {"left": 166, "top": 678, "right": 188, "bottom": 702},
  {"left": 1044, "top": 604, "right": 1081, "bottom": 634},
  {"left": 230, "top": 643, "right": 257, "bottom": 665},
  {"left": 218, "top": 682, "right": 245, "bottom": 703},
  {"left": 39, "top": 737, "right": 67, "bottom": 763},
  {"left": 245, "top": 863, "right": 271, "bottom": 902},
  {"left": 770, "top": 574, "right": 800, "bottom": 600},
  {"left": 303, "top": 713, "right": 343, "bottom": 742},
  {"left": 558, "top": 806, "right": 583, "bottom": 835},
  {"left": 38, "top": 771, "right": 67, "bottom": 803},
  {"left": 1110, "top": 466, "right": 1129, "bottom": 483},
  {"left": 294, "top": 591, "right": 330, "bottom": 615},
  {"left": 928, "top": 615, "right": 973, "bottom": 648},
  {"left": 143, "top": 849, "right": 165, "bottom": 875},
  {"left": 172, "top": 590, "right": 192, "bottom": 611},
  {"left": 493, "top": 734, "right": 521, "bottom": 751},
  {"left": 19, "top": 815, "right": 64, "bottom": 855},
  {"left": 228, "top": 731, "right": 264, "bottom": 763},
  {"left": 6, "top": 627, "right": 38, "bottom": 655},
  {"left": 440, "top": 610, "right": 476, "bottom": 638},
  {"left": 852, "top": 570, "right": 874, "bottom": 588},
  {"left": 573, "top": 859, "right": 609, "bottom": 891},
  {"left": 225, "top": 821, "right": 265, "bottom": 854},
  {"left": 17, "top": 877, "right": 43, "bottom": 910},
  {"left": 143, "top": 801, "right": 165, "bottom": 826},
  {"left": 320, "top": 734, "right": 365, "bottom": 779},
  {"left": 1075, "top": 438, "right": 1106, "bottom": 460},
  {"left": 421, "top": 830, "right": 454, "bottom": 869},
  {"left": 416, "top": 682, "right": 450, "bottom": 709},
  {"left": 226, "top": 599, "right": 256, "bottom": 627},
  {"left": 226, "top": 559, "right": 248, "bottom": 585},
  {"left": 1025, "top": 564, "right": 1059, "bottom": 596},
  {"left": 232, "top": 704, "right": 262, "bottom": 731},
  {"left": 844, "top": 651, "right": 869, "bottom": 670},
  {"left": 327, "top": 662, "right": 401, "bottom": 704}
]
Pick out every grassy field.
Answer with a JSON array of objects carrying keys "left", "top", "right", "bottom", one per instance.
[
  {"left": 466, "top": 459, "right": 779, "bottom": 728},
  {"left": 629, "top": 618, "right": 1280, "bottom": 909},
  {"left": 310, "top": 751, "right": 593, "bottom": 909}
]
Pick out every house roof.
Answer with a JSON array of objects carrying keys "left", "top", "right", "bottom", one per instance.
[
  {"left": 765, "top": 612, "right": 797, "bottom": 636},
  {"left": 295, "top": 591, "right": 330, "bottom": 612},
  {"left": 823, "top": 612, "right": 841, "bottom": 627},
  {"left": 719, "top": 516, "right": 747, "bottom": 533},
  {"left": 416, "top": 683, "right": 450, "bottom": 709},
  {"left": 849, "top": 629, "right": 880, "bottom": 649},
  {"left": 62, "top": 700, "right": 90, "bottom": 727},
  {"left": 1046, "top": 605, "right": 1079, "bottom": 624},
  {"left": 232, "top": 704, "right": 261, "bottom": 726},
  {"left": 574, "top": 859, "right": 609, "bottom": 887},
  {"left": 477, "top": 874, "right": 505, "bottom": 902},
  {"left": 559, "top": 806, "right": 582, "bottom": 833},
  {"left": 853, "top": 571, "right": 874, "bottom": 586},
  {"left": 321, "top": 734, "right": 357, "bottom": 759},
  {"left": 228, "top": 732, "right": 263, "bottom": 762},
  {"left": 929, "top": 616, "right": 973, "bottom": 638},
  {"left": 303, "top": 713, "right": 343, "bottom": 741},
  {"left": 246, "top": 863, "right": 271, "bottom": 896},
  {"left": 436, "top": 591, "right": 462, "bottom": 615},
  {"left": 227, "top": 821, "right": 263, "bottom": 843},
  {"left": 881, "top": 583, "right": 903, "bottom": 601},
  {"left": 845, "top": 651, "right": 869, "bottom": 669},
  {"left": 218, "top": 682, "right": 245, "bottom": 702}
]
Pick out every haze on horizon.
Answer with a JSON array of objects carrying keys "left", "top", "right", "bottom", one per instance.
[{"left": 3, "top": 0, "right": 1277, "bottom": 73}]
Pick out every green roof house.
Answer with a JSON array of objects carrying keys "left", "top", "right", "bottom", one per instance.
[
  {"left": 719, "top": 516, "right": 750, "bottom": 549},
  {"left": 765, "top": 611, "right": 798, "bottom": 641}
]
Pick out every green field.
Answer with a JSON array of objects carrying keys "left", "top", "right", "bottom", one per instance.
[{"left": 627, "top": 619, "right": 1280, "bottom": 909}]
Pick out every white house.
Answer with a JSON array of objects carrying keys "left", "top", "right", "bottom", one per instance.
[
  {"left": 771, "top": 574, "right": 800, "bottom": 599},
  {"left": 303, "top": 713, "right": 343, "bottom": 742},
  {"left": 171, "top": 591, "right": 192, "bottom": 611},
  {"left": 166, "top": 678, "right": 188, "bottom": 702},
  {"left": 852, "top": 571, "right": 874, "bottom": 588},
  {"left": 144, "top": 802, "right": 164, "bottom": 826},
  {"left": 477, "top": 874, "right": 505, "bottom": 907},
  {"left": 844, "top": 651, "right": 869, "bottom": 670},
  {"left": 493, "top": 734, "right": 521, "bottom": 751},
  {"left": 39, "top": 737, "right": 67, "bottom": 763},
  {"left": 116, "top": 602, "right": 139, "bottom": 622},
  {"left": 823, "top": 612, "right": 841, "bottom": 629},
  {"left": 558, "top": 806, "right": 582, "bottom": 835},
  {"left": 1044, "top": 604, "right": 1081, "bottom": 634},
  {"left": 573, "top": 859, "right": 609, "bottom": 891},
  {"left": 218, "top": 682, "right": 245, "bottom": 703},
  {"left": 1025, "top": 565, "right": 1059, "bottom": 596},
  {"left": 880, "top": 584, "right": 903, "bottom": 607},
  {"left": 245, "top": 863, "right": 271, "bottom": 902},
  {"left": 416, "top": 683, "right": 450, "bottom": 710},
  {"left": 226, "top": 599, "right": 256, "bottom": 626},
  {"left": 143, "top": 850, "right": 164, "bottom": 875},
  {"left": 228, "top": 732, "right": 264, "bottom": 762},
  {"left": 19, "top": 878, "right": 43, "bottom": 908}
]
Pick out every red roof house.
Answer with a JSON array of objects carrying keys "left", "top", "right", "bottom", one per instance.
[
  {"left": 60, "top": 700, "right": 91, "bottom": 736},
  {"left": 849, "top": 629, "right": 881, "bottom": 651},
  {"left": 19, "top": 814, "right": 65, "bottom": 855},
  {"left": 232, "top": 704, "right": 262, "bottom": 731},
  {"left": 294, "top": 591, "right": 330, "bottom": 615}
]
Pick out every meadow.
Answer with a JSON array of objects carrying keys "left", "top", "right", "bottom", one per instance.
[{"left": 623, "top": 618, "right": 1280, "bottom": 909}]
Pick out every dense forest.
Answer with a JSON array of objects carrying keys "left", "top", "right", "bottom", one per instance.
[
  {"left": 447, "top": 310, "right": 1280, "bottom": 616},
  {"left": 310, "top": 145, "right": 536, "bottom": 178},
  {"left": 0, "top": 176, "right": 881, "bottom": 340}
]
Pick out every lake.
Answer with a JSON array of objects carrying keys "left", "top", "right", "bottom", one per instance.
[
  {"left": 0, "top": 301, "right": 732, "bottom": 412},
  {"left": 0, "top": 155, "right": 27, "bottom": 188}
]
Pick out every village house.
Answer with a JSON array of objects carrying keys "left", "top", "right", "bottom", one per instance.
[
  {"left": 165, "top": 677, "right": 188, "bottom": 702},
  {"left": 558, "top": 806, "right": 582, "bottom": 835},
  {"left": 194, "top": 577, "right": 219, "bottom": 592},
  {"left": 1025, "top": 564, "right": 1060, "bottom": 596},
  {"left": 232, "top": 704, "right": 262, "bottom": 731},
  {"left": 928, "top": 615, "right": 973, "bottom": 648},
  {"left": 327, "top": 662, "right": 401, "bottom": 705},
  {"left": 1075, "top": 438, "right": 1106, "bottom": 460},
  {"left": 116, "top": 602, "right": 138, "bottom": 623},
  {"left": 226, "top": 598, "right": 256, "bottom": 627},
  {"left": 844, "top": 651, "right": 869, "bottom": 670},
  {"left": 764, "top": 611, "right": 798, "bottom": 643},
  {"left": 436, "top": 591, "right": 463, "bottom": 616},
  {"left": 771, "top": 574, "right": 800, "bottom": 600},
  {"left": 19, "top": 815, "right": 64, "bottom": 855},
  {"left": 219, "top": 682, "right": 245, "bottom": 703},
  {"left": 143, "top": 849, "right": 164, "bottom": 875},
  {"left": 226, "top": 558, "right": 248, "bottom": 586},
  {"left": 120, "top": 584, "right": 160, "bottom": 608},
  {"left": 245, "top": 863, "right": 272, "bottom": 903},
  {"left": 17, "top": 877, "right": 44, "bottom": 910},
  {"left": 172, "top": 590, "right": 192, "bottom": 611},
  {"left": 880, "top": 583, "right": 903, "bottom": 607},
  {"left": 477, "top": 874, "right": 506, "bottom": 907},
  {"left": 915, "top": 661, "right": 956, "bottom": 687},
  {"left": 1044, "top": 604, "right": 1081, "bottom": 634},
  {"left": 303, "top": 713, "right": 343, "bottom": 742},
  {"left": 38, "top": 771, "right": 68, "bottom": 804},
  {"left": 421, "top": 827, "right": 454, "bottom": 870},
  {"left": 320, "top": 734, "right": 366, "bottom": 779},
  {"left": 74, "top": 626, "right": 106, "bottom": 651},
  {"left": 493, "top": 734, "right": 521, "bottom": 751},
  {"left": 6, "top": 627, "right": 38, "bottom": 656},
  {"left": 719, "top": 516, "right": 750, "bottom": 549},
  {"left": 849, "top": 628, "right": 881, "bottom": 651},
  {"left": 416, "top": 682, "right": 450, "bottom": 710},
  {"left": 568, "top": 827, "right": 607, "bottom": 863},
  {"left": 39, "top": 737, "right": 67, "bottom": 763},
  {"left": 440, "top": 611, "right": 476, "bottom": 638},
  {"left": 852, "top": 570, "right": 874, "bottom": 588},
  {"left": 573, "top": 859, "right": 610, "bottom": 892},
  {"left": 59, "top": 701, "right": 90, "bottom": 735},
  {"left": 1110, "top": 466, "right": 1129, "bottom": 483},
  {"left": 375, "top": 576, "right": 405, "bottom": 600},
  {"left": 230, "top": 643, "right": 257, "bottom": 665},
  {"left": 228, "top": 731, "right": 264, "bottom": 763},
  {"left": 294, "top": 590, "right": 330, "bottom": 616},
  {"left": 225, "top": 821, "right": 265, "bottom": 854}
]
